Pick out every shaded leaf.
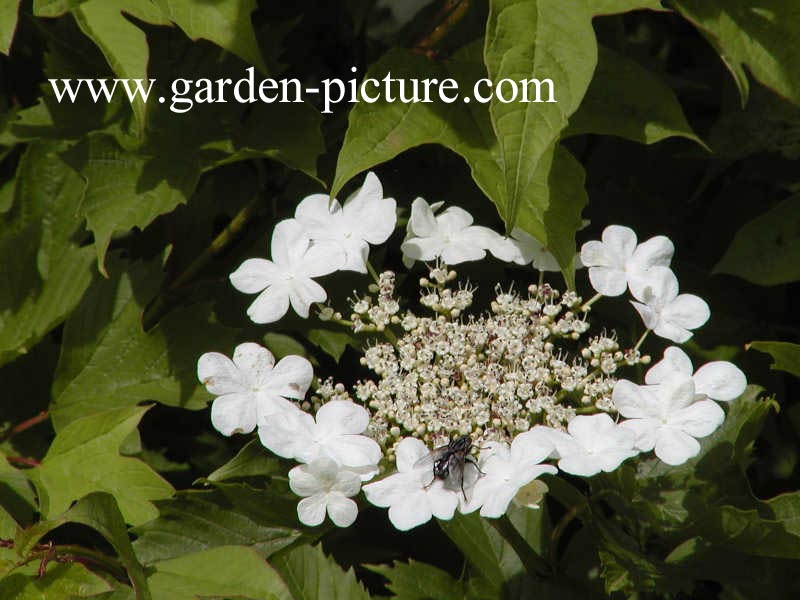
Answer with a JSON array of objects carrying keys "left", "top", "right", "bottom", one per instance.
[
  {"left": 61, "top": 133, "right": 196, "bottom": 274},
  {"left": 0, "top": 0, "right": 22, "bottom": 55},
  {"left": 0, "top": 562, "right": 112, "bottom": 598},
  {"left": 270, "top": 544, "right": 370, "bottom": 600},
  {"left": 565, "top": 45, "right": 704, "bottom": 146},
  {"left": 14, "top": 492, "right": 150, "bottom": 599},
  {"left": 713, "top": 194, "right": 800, "bottom": 285},
  {"left": 29, "top": 406, "right": 174, "bottom": 526},
  {"left": 206, "top": 439, "right": 282, "bottom": 482},
  {"left": 307, "top": 329, "right": 360, "bottom": 362},
  {"left": 747, "top": 341, "right": 800, "bottom": 378},
  {"left": 152, "top": 0, "right": 267, "bottom": 73},
  {"left": 147, "top": 546, "right": 291, "bottom": 600},
  {"left": 50, "top": 258, "right": 236, "bottom": 430},
  {"left": 366, "top": 560, "right": 466, "bottom": 600},
  {"left": 484, "top": 0, "right": 596, "bottom": 228},
  {"left": 590, "top": 0, "right": 665, "bottom": 15},
  {"left": 672, "top": 0, "right": 800, "bottom": 106},
  {"left": 132, "top": 488, "right": 302, "bottom": 565},
  {"left": 0, "top": 142, "right": 94, "bottom": 367}
]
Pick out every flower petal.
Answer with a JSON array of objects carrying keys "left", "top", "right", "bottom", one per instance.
[
  {"left": 288, "top": 463, "right": 326, "bottom": 497},
  {"left": 401, "top": 236, "right": 445, "bottom": 262},
  {"left": 654, "top": 428, "right": 701, "bottom": 465},
  {"left": 670, "top": 399, "right": 724, "bottom": 437},
  {"left": 326, "top": 494, "right": 358, "bottom": 527},
  {"left": 229, "top": 258, "right": 280, "bottom": 294},
  {"left": 510, "top": 429, "right": 555, "bottom": 464},
  {"left": 197, "top": 352, "right": 245, "bottom": 395},
  {"left": 395, "top": 437, "right": 431, "bottom": 473},
  {"left": 323, "top": 435, "right": 382, "bottom": 469},
  {"left": 619, "top": 418, "right": 659, "bottom": 452},
  {"left": 693, "top": 361, "right": 747, "bottom": 401},
  {"left": 388, "top": 492, "right": 433, "bottom": 531},
  {"left": 210, "top": 392, "right": 258, "bottom": 436},
  {"left": 343, "top": 173, "right": 397, "bottom": 245},
  {"left": 294, "top": 193, "right": 339, "bottom": 234},
  {"left": 440, "top": 240, "right": 486, "bottom": 265},
  {"left": 408, "top": 197, "right": 438, "bottom": 237},
  {"left": 271, "top": 219, "right": 310, "bottom": 268},
  {"left": 629, "top": 235, "right": 674, "bottom": 272},
  {"left": 267, "top": 355, "right": 313, "bottom": 399},
  {"left": 612, "top": 380, "right": 657, "bottom": 419},
  {"left": 297, "top": 494, "right": 327, "bottom": 526},
  {"left": 332, "top": 470, "right": 363, "bottom": 497},
  {"left": 316, "top": 400, "right": 370, "bottom": 435},
  {"left": 300, "top": 241, "right": 347, "bottom": 278},
  {"left": 287, "top": 278, "right": 327, "bottom": 318},
  {"left": 601, "top": 225, "right": 637, "bottom": 263},
  {"left": 247, "top": 284, "right": 291, "bottom": 324},
  {"left": 663, "top": 294, "right": 710, "bottom": 330},
  {"left": 645, "top": 346, "right": 693, "bottom": 385},
  {"left": 589, "top": 266, "right": 627, "bottom": 297},
  {"left": 232, "top": 343, "right": 275, "bottom": 384}
]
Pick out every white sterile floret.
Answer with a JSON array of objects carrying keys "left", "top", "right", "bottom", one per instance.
[
  {"left": 614, "top": 375, "right": 724, "bottom": 466},
  {"left": 629, "top": 267, "right": 710, "bottom": 343},
  {"left": 229, "top": 219, "right": 345, "bottom": 324},
  {"left": 197, "top": 342, "right": 312, "bottom": 436},
  {"left": 489, "top": 227, "right": 582, "bottom": 272},
  {"left": 580, "top": 225, "right": 674, "bottom": 297},
  {"left": 258, "top": 400, "right": 381, "bottom": 479},
  {"left": 362, "top": 437, "right": 459, "bottom": 531},
  {"left": 401, "top": 198, "right": 501, "bottom": 267},
  {"left": 646, "top": 346, "right": 747, "bottom": 402},
  {"left": 288, "top": 458, "right": 362, "bottom": 527},
  {"left": 536, "top": 413, "right": 638, "bottom": 477},
  {"left": 293, "top": 172, "right": 397, "bottom": 274},
  {"left": 461, "top": 429, "right": 556, "bottom": 518}
]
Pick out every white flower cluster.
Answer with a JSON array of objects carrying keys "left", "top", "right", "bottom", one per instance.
[{"left": 197, "top": 172, "right": 747, "bottom": 532}]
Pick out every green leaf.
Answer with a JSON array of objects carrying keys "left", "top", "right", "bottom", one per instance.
[
  {"left": 672, "top": 0, "right": 800, "bottom": 106},
  {"left": 32, "top": 0, "right": 88, "bottom": 17},
  {"left": 14, "top": 492, "right": 151, "bottom": 599},
  {"left": 0, "top": 454, "right": 35, "bottom": 529},
  {"left": 437, "top": 513, "right": 509, "bottom": 582},
  {"left": 0, "top": 142, "right": 95, "bottom": 367},
  {"left": 152, "top": 0, "right": 267, "bottom": 73},
  {"left": 484, "top": 0, "right": 596, "bottom": 228},
  {"left": 565, "top": 45, "right": 704, "bottom": 146},
  {"left": 147, "top": 546, "right": 291, "bottom": 600},
  {"left": 131, "top": 488, "right": 302, "bottom": 564},
  {"left": 332, "top": 45, "right": 587, "bottom": 285},
  {"left": 70, "top": 0, "right": 169, "bottom": 134},
  {"left": 747, "top": 341, "right": 800, "bottom": 377},
  {"left": 712, "top": 194, "right": 800, "bottom": 285},
  {"left": 589, "top": 0, "right": 665, "bottom": 14},
  {"left": 366, "top": 560, "right": 466, "bottom": 600},
  {"left": 50, "top": 258, "right": 236, "bottom": 430},
  {"left": 270, "top": 544, "right": 370, "bottom": 600},
  {"left": 516, "top": 143, "right": 586, "bottom": 288},
  {"left": 206, "top": 439, "right": 282, "bottom": 482},
  {"left": 307, "top": 329, "right": 360, "bottom": 362},
  {"left": 29, "top": 405, "right": 174, "bottom": 526},
  {"left": 61, "top": 133, "right": 196, "bottom": 274},
  {"left": 0, "top": 562, "right": 112, "bottom": 598},
  {"left": 0, "top": 0, "right": 22, "bottom": 55}
]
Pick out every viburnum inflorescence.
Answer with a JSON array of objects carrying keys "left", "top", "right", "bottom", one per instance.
[{"left": 198, "top": 171, "right": 748, "bottom": 532}]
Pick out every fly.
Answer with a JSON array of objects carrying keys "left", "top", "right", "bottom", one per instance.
[{"left": 415, "top": 435, "right": 483, "bottom": 500}]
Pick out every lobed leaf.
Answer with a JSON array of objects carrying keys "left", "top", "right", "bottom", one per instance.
[{"left": 29, "top": 405, "right": 174, "bottom": 526}]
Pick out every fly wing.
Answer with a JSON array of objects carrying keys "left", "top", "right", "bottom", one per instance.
[
  {"left": 442, "top": 455, "right": 465, "bottom": 492},
  {"left": 413, "top": 445, "right": 446, "bottom": 487}
]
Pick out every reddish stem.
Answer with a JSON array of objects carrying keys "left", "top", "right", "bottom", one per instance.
[
  {"left": 6, "top": 456, "right": 41, "bottom": 468},
  {"left": 0, "top": 411, "right": 49, "bottom": 442}
]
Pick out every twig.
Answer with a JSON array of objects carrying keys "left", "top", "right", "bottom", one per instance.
[
  {"left": 5, "top": 456, "right": 41, "bottom": 468},
  {"left": 489, "top": 515, "right": 552, "bottom": 578},
  {"left": 143, "top": 196, "right": 261, "bottom": 328},
  {"left": 0, "top": 411, "right": 49, "bottom": 442},
  {"left": 413, "top": 0, "right": 470, "bottom": 58}
]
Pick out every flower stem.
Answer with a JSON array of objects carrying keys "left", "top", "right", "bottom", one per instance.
[
  {"left": 633, "top": 329, "right": 650, "bottom": 352},
  {"left": 538, "top": 270, "right": 545, "bottom": 289},
  {"left": 489, "top": 515, "right": 551, "bottom": 578},
  {"left": 0, "top": 411, "right": 49, "bottom": 442},
  {"left": 365, "top": 260, "right": 381, "bottom": 285},
  {"left": 143, "top": 196, "right": 261, "bottom": 329},
  {"left": 580, "top": 293, "right": 603, "bottom": 312}
]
